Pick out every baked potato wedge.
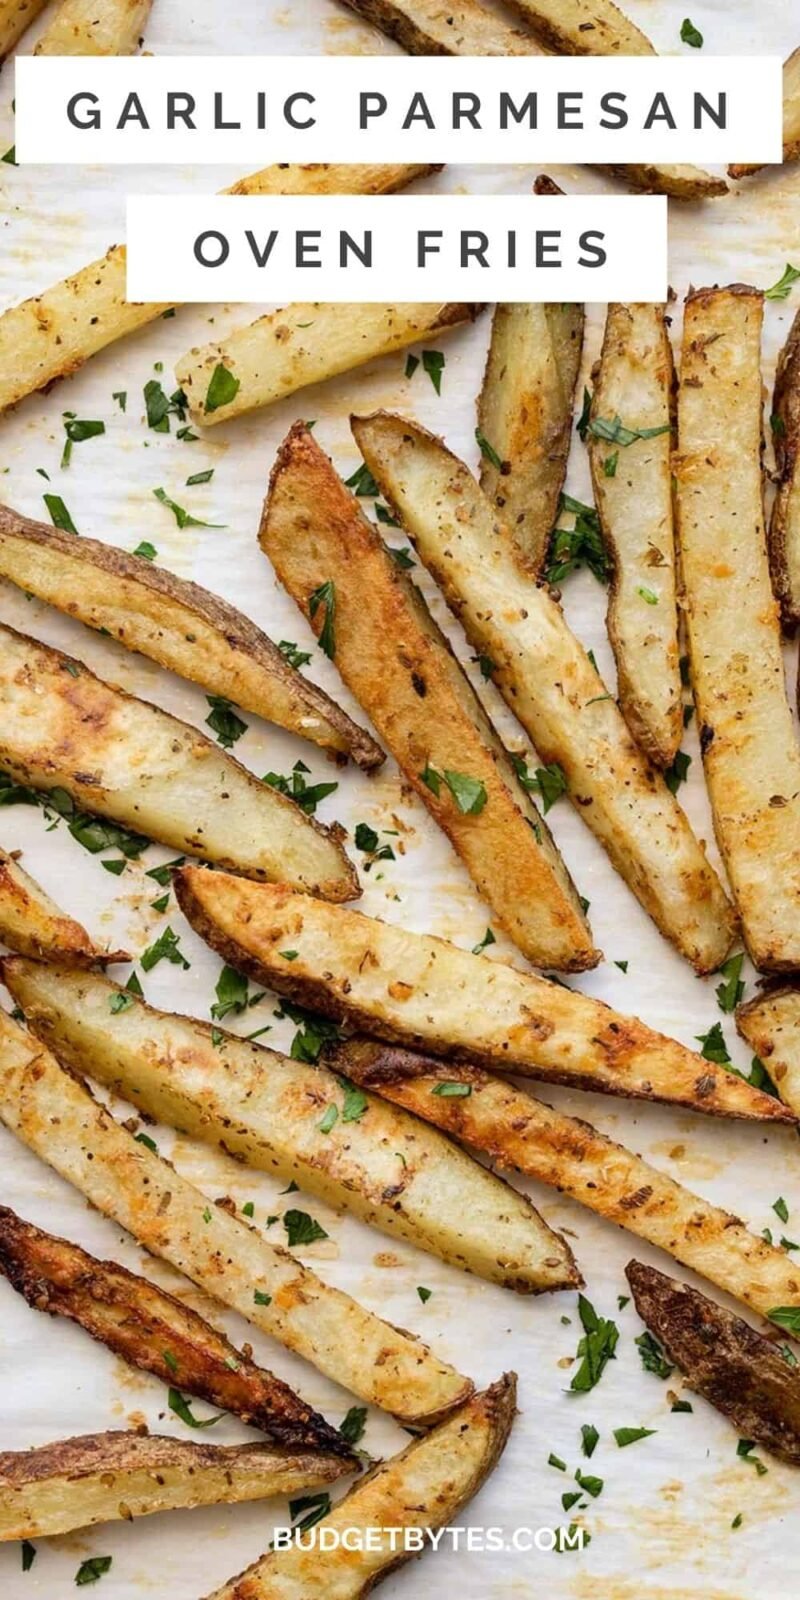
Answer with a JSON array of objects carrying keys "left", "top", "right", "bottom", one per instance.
[
  {"left": 676, "top": 285, "right": 800, "bottom": 971},
  {"left": 627, "top": 1259, "right": 800, "bottom": 1465},
  {"left": 0, "top": 505, "right": 383, "bottom": 770},
  {"left": 205, "top": 1375, "right": 516, "bottom": 1600},
  {"left": 502, "top": 0, "right": 653, "bottom": 55},
  {"left": 737, "top": 982, "right": 800, "bottom": 1119},
  {"left": 477, "top": 302, "right": 584, "bottom": 573},
  {"left": 0, "top": 1207, "right": 353, "bottom": 1458},
  {"left": 729, "top": 48, "right": 800, "bottom": 178},
  {"left": 0, "top": 623, "right": 358, "bottom": 898},
  {"left": 228, "top": 163, "right": 441, "bottom": 196},
  {"left": 332, "top": 1038, "right": 800, "bottom": 1324},
  {"left": 0, "top": 1009, "right": 471, "bottom": 1426},
  {"left": 177, "top": 303, "right": 484, "bottom": 429},
  {"left": 353, "top": 410, "right": 735, "bottom": 973},
  {"left": 172, "top": 874, "right": 787, "bottom": 1124},
  {"left": 0, "top": 0, "right": 46, "bottom": 60},
  {"left": 766, "top": 308, "right": 800, "bottom": 634},
  {"left": 34, "top": 0, "right": 152, "bottom": 53},
  {"left": 259, "top": 423, "right": 597, "bottom": 972},
  {"left": 4, "top": 958, "right": 579, "bottom": 1295},
  {"left": 0, "top": 846, "right": 120, "bottom": 965},
  {"left": 0, "top": 1432, "right": 349, "bottom": 1542},
  {"left": 588, "top": 303, "right": 682, "bottom": 767}
]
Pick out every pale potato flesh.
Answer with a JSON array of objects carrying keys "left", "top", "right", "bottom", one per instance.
[
  {"left": 0, "top": 847, "right": 111, "bottom": 964},
  {"left": 5, "top": 959, "right": 579, "bottom": 1295},
  {"left": 0, "top": 1433, "right": 348, "bottom": 1541},
  {"left": 729, "top": 48, "right": 800, "bottom": 176},
  {"left": 0, "top": 506, "right": 384, "bottom": 769},
  {"left": 477, "top": 302, "right": 584, "bottom": 573},
  {"left": 228, "top": 163, "right": 440, "bottom": 196},
  {"left": 0, "top": 0, "right": 46, "bottom": 57},
  {"left": 353, "top": 410, "right": 735, "bottom": 974},
  {"left": 502, "top": 0, "right": 653, "bottom": 55},
  {"left": 588, "top": 303, "right": 682, "bottom": 767},
  {"left": 0, "top": 1010, "right": 472, "bottom": 1424},
  {"left": 260, "top": 423, "right": 597, "bottom": 973},
  {"left": 173, "top": 874, "right": 790, "bottom": 1125},
  {"left": 0, "top": 623, "right": 359, "bottom": 898},
  {"left": 177, "top": 304, "right": 484, "bottom": 428},
  {"left": 35, "top": 0, "right": 152, "bottom": 53},
  {"left": 205, "top": 1376, "right": 516, "bottom": 1600},
  {"left": 333, "top": 1041, "right": 800, "bottom": 1326},
  {"left": 737, "top": 985, "right": 800, "bottom": 1119},
  {"left": 676, "top": 287, "right": 800, "bottom": 971}
]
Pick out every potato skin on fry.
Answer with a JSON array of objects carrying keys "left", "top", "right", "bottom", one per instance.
[
  {"left": 0, "top": 1206, "right": 354, "bottom": 1458},
  {"left": 204, "top": 1376, "right": 516, "bottom": 1600},
  {"left": 0, "top": 505, "right": 384, "bottom": 769},
  {"left": 627, "top": 1260, "right": 800, "bottom": 1465},
  {"left": 173, "top": 873, "right": 786, "bottom": 1124},
  {"left": 0, "top": 1432, "right": 350, "bottom": 1541},
  {"left": 766, "top": 309, "right": 800, "bottom": 634}
]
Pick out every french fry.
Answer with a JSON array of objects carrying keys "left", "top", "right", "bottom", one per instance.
[
  {"left": 0, "top": 846, "right": 121, "bottom": 965},
  {"left": 766, "top": 309, "right": 800, "bottom": 633},
  {"left": 729, "top": 48, "right": 800, "bottom": 178},
  {"left": 0, "top": 1432, "right": 350, "bottom": 1541},
  {"left": 0, "top": 623, "right": 359, "bottom": 899},
  {"left": 353, "top": 410, "right": 735, "bottom": 973},
  {"left": 676, "top": 285, "right": 800, "bottom": 971},
  {"left": 0, "top": 1009, "right": 473, "bottom": 1425},
  {"left": 0, "top": 505, "right": 384, "bottom": 770},
  {"left": 259, "top": 423, "right": 598, "bottom": 973},
  {"left": 0, "top": 1207, "right": 355, "bottom": 1457},
  {"left": 502, "top": 0, "right": 653, "bottom": 55},
  {"left": 0, "top": 0, "right": 47, "bottom": 60},
  {"left": 477, "top": 302, "right": 584, "bottom": 573},
  {"left": 588, "top": 303, "right": 682, "bottom": 767},
  {"left": 737, "top": 983, "right": 800, "bottom": 1119},
  {"left": 228, "top": 162, "right": 441, "bottom": 197},
  {"left": 204, "top": 1376, "right": 516, "bottom": 1600},
  {"left": 176, "top": 304, "right": 484, "bottom": 429},
  {"left": 331, "top": 1037, "right": 800, "bottom": 1324},
  {"left": 34, "top": 0, "right": 152, "bottom": 54},
  {"left": 172, "top": 874, "right": 788, "bottom": 1124},
  {"left": 4, "top": 958, "right": 580, "bottom": 1295}
]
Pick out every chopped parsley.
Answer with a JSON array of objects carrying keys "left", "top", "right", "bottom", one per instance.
[
  {"left": 43, "top": 493, "right": 78, "bottom": 534},
  {"left": 344, "top": 462, "right": 379, "bottom": 497},
  {"left": 603, "top": 451, "right": 618, "bottom": 478},
  {"left": 422, "top": 349, "right": 445, "bottom": 394},
  {"left": 140, "top": 926, "right": 190, "bottom": 973},
  {"left": 569, "top": 1295, "right": 619, "bottom": 1393},
  {"left": 133, "top": 540, "right": 157, "bottom": 561},
  {"left": 284, "top": 1209, "right": 329, "bottom": 1247},
  {"left": 513, "top": 753, "right": 568, "bottom": 814},
  {"left": 134, "top": 1131, "right": 158, "bottom": 1154},
  {"left": 475, "top": 428, "right": 505, "bottom": 471},
  {"left": 774, "top": 1196, "right": 790, "bottom": 1224},
  {"left": 716, "top": 952, "right": 745, "bottom": 1013},
  {"left": 420, "top": 764, "right": 488, "bottom": 815},
  {"left": 168, "top": 1388, "right": 223, "bottom": 1428},
  {"left": 278, "top": 639, "right": 312, "bottom": 670},
  {"left": 61, "top": 414, "right": 105, "bottom": 468},
  {"left": 319, "top": 1103, "right": 338, "bottom": 1134},
  {"left": 680, "top": 17, "right": 703, "bottom": 46},
  {"left": 186, "top": 468, "right": 214, "bottom": 486},
  {"left": 205, "top": 694, "right": 247, "bottom": 748},
  {"left": 637, "top": 585, "right": 659, "bottom": 605},
  {"left": 340, "top": 1405, "right": 367, "bottom": 1445},
  {"left": 388, "top": 545, "right": 415, "bottom": 569},
  {"left": 263, "top": 759, "right": 338, "bottom": 816},
  {"left": 580, "top": 1423, "right": 599, "bottom": 1457},
  {"left": 765, "top": 264, "right": 800, "bottom": 302},
  {"left": 417, "top": 1285, "right": 432, "bottom": 1303},
  {"left": 737, "top": 1438, "right": 768, "bottom": 1474},
  {"left": 695, "top": 1021, "right": 730, "bottom": 1064},
  {"left": 431, "top": 1081, "right": 472, "bottom": 1098},
  {"left": 635, "top": 1329, "right": 674, "bottom": 1380},
  {"left": 664, "top": 749, "right": 691, "bottom": 795},
  {"left": 21, "top": 1541, "right": 36, "bottom": 1572},
  {"left": 588, "top": 415, "right": 671, "bottom": 447},
  {"left": 277, "top": 1000, "right": 341, "bottom": 1064},
  {"left": 211, "top": 965, "right": 263, "bottom": 1022},
  {"left": 204, "top": 363, "right": 240, "bottom": 413},
  {"left": 613, "top": 1426, "right": 656, "bottom": 1448},
  {"left": 472, "top": 927, "right": 496, "bottom": 955},
  {"left": 254, "top": 1289, "right": 272, "bottom": 1305},
  {"left": 354, "top": 821, "right": 395, "bottom": 867},
  {"left": 767, "top": 1306, "right": 800, "bottom": 1335},
  {"left": 144, "top": 378, "right": 188, "bottom": 433},
  {"left": 544, "top": 493, "right": 608, "bottom": 586},
  {"left": 405, "top": 353, "right": 420, "bottom": 379},
  {"left": 75, "top": 1557, "right": 113, "bottom": 1586},
  {"left": 153, "top": 486, "right": 224, "bottom": 530}
]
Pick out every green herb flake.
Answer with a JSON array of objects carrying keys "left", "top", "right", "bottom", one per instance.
[
  {"left": 574, "top": 1468, "right": 603, "bottom": 1498},
  {"left": 75, "top": 1556, "right": 113, "bottom": 1586},
  {"left": 442, "top": 768, "right": 488, "bottom": 815},
  {"left": 569, "top": 1295, "right": 620, "bottom": 1393},
  {"left": 169, "top": 1388, "right": 223, "bottom": 1429},
  {"left": 431, "top": 1081, "right": 472, "bottom": 1098},
  {"left": 278, "top": 639, "right": 312, "bottom": 669},
  {"left": 671, "top": 1398, "right": 693, "bottom": 1413},
  {"left": 388, "top": 544, "right": 414, "bottom": 569},
  {"left": 774, "top": 1196, "right": 790, "bottom": 1224},
  {"left": 341, "top": 1079, "right": 368, "bottom": 1123},
  {"left": 603, "top": 452, "right": 618, "bottom": 478},
  {"left": 140, "top": 926, "right": 190, "bottom": 973},
  {"left": 417, "top": 1285, "right": 432, "bottom": 1303},
  {"left": 614, "top": 1426, "right": 656, "bottom": 1448},
  {"left": 765, "top": 264, "right": 800, "bottom": 302},
  {"left": 133, "top": 540, "right": 157, "bottom": 561},
  {"left": 134, "top": 1132, "right": 158, "bottom": 1154},
  {"left": 341, "top": 1405, "right": 367, "bottom": 1445},
  {"left": 472, "top": 927, "right": 496, "bottom": 955},
  {"left": 319, "top": 1103, "right": 338, "bottom": 1134},
  {"left": 422, "top": 349, "right": 445, "bottom": 394},
  {"left": 344, "top": 462, "right": 379, "bottom": 497},
  {"left": 544, "top": 493, "right": 607, "bottom": 586},
  {"left": 405, "top": 354, "right": 419, "bottom": 379},
  {"left": 635, "top": 1329, "right": 674, "bottom": 1380},
  {"left": 205, "top": 694, "right": 247, "bottom": 749},
  {"left": 284, "top": 1209, "right": 329, "bottom": 1247},
  {"left": 637, "top": 585, "right": 659, "bottom": 605},
  {"left": 43, "top": 493, "right": 79, "bottom": 534},
  {"left": 695, "top": 1021, "right": 730, "bottom": 1065},
  {"left": 205, "top": 363, "right": 240, "bottom": 413},
  {"left": 113, "top": 391, "right": 127, "bottom": 412},
  {"left": 680, "top": 17, "right": 704, "bottom": 46},
  {"left": 308, "top": 579, "right": 336, "bottom": 658},
  {"left": 254, "top": 1289, "right": 272, "bottom": 1305},
  {"left": 737, "top": 1438, "right": 768, "bottom": 1474},
  {"left": 589, "top": 415, "right": 671, "bottom": 447},
  {"left": 153, "top": 486, "right": 224, "bottom": 530},
  {"left": 263, "top": 759, "right": 338, "bottom": 817},
  {"left": 21, "top": 1541, "right": 36, "bottom": 1572},
  {"left": 581, "top": 1423, "right": 599, "bottom": 1457},
  {"left": 187, "top": 468, "right": 214, "bottom": 486},
  {"left": 664, "top": 749, "right": 691, "bottom": 795},
  {"left": 475, "top": 428, "right": 505, "bottom": 472},
  {"left": 548, "top": 1452, "right": 567, "bottom": 1471}
]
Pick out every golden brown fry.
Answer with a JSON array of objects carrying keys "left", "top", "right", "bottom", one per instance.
[
  {"left": 227, "top": 162, "right": 441, "bottom": 196},
  {"left": 477, "top": 302, "right": 584, "bottom": 573},
  {"left": 0, "top": 847, "right": 121, "bottom": 965},
  {"left": 204, "top": 1376, "right": 516, "bottom": 1600},
  {"left": 0, "top": 0, "right": 47, "bottom": 60},
  {"left": 737, "top": 982, "right": 800, "bottom": 1119},
  {"left": 34, "top": 0, "right": 152, "bottom": 53},
  {"left": 0, "top": 1207, "right": 354, "bottom": 1457},
  {"left": 766, "top": 309, "right": 800, "bottom": 633},
  {"left": 502, "top": 0, "right": 653, "bottom": 55},
  {"left": 0, "top": 623, "right": 359, "bottom": 898},
  {"left": 588, "top": 303, "right": 682, "bottom": 767},
  {"left": 676, "top": 285, "right": 800, "bottom": 971},
  {"left": 353, "top": 410, "right": 735, "bottom": 973},
  {"left": 0, "top": 505, "right": 383, "bottom": 770},
  {"left": 0, "top": 1009, "right": 472, "bottom": 1425},
  {"left": 173, "top": 874, "right": 787, "bottom": 1124},
  {"left": 729, "top": 48, "right": 800, "bottom": 178},
  {"left": 259, "top": 423, "right": 597, "bottom": 972},
  {"left": 332, "top": 1037, "right": 800, "bottom": 1323},
  {"left": 0, "top": 1432, "right": 350, "bottom": 1542}
]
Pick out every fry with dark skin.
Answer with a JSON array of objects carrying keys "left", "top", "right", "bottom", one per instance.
[
  {"left": 0, "top": 847, "right": 123, "bottom": 965},
  {"left": 0, "top": 1207, "right": 355, "bottom": 1459},
  {"left": 627, "top": 1259, "right": 800, "bottom": 1466}
]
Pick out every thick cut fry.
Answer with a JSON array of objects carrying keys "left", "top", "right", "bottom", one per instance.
[
  {"left": 502, "top": 0, "right": 653, "bottom": 55},
  {"left": 173, "top": 875, "right": 787, "bottom": 1125},
  {"left": 331, "top": 1038, "right": 800, "bottom": 1323},
  {"left": 260, "top": 424, "right": 596, "bottom": 972},
  {"left": 0, "top": 1208, "right": 353, "bottom": 1458},
  {"left": 627, "top": 1260, "right": 800, "bottom": 1465},
  {"left": 353, "top": 411, "right": 735, "bottom": 973},
  {"left": 34, "top": 0, "right": 152, "bottom": 53},
  {"left": 729, "top": 48, "right": 800, "bottom": 177},
  {"left": 0, "top": 1011, "right": 471, "bottom": 1425},
  {"left": 767, "top": 309, "right": 800, "bottom": 633},
  {"left": 204, "top": 1376, "right": 515, "bottom": 1600},
  {"left": 0, "top": 0, "right": 47, "bottom": 59},
  {"left": 737, "top": 984, "right": 800, "bottom": 1119},
  {"left": 0, "top": 1432, "right": 349, "bottom": 1541},
  {"left": 4, "top": 959, "right": 579, "bottom": 1295},
  {"left": 0, "top": 623, "right": 358, "bottom": 899},
  {"left": 339, "top": 0, "right": 726, "bottom": 199},
  {"left": 588, "top": 303, "right": 682, "bottom": 767},
  {"left": 677, "top": 286, "right": 800, "bottom": 972},
  {"left": 177, "top": 304, "right": 484, "bottom": 429},
  {"left": 0, "top": 506, "right": 383, "bottom": 770},
  {"left": 0, "top": 847, "right": 120, "bottom": 965},
  {"left": 477, "top": 302, "right": 584, "bottom": 573},
  {"left": 0, "top": 168, "right": 433, "bottom": 417}
]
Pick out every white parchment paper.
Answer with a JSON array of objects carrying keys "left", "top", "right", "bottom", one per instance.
[{"left": 1, "top": 2, "right": 799, "bottom": 1596}]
